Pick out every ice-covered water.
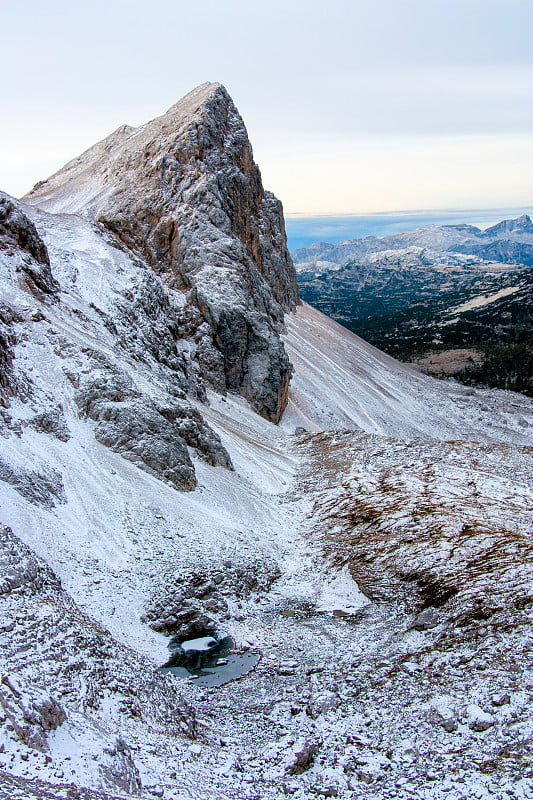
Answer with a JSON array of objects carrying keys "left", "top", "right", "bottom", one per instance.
[{"left": 162, "top": 635, "right": 260, "bottom": 687}]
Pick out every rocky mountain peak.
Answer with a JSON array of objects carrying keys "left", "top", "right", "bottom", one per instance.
[
  {"left": 25, "top": 83, "right": 299, "bottom": 422},
  {"left": 3, "top": 93, "right": 533, "bottom": 797},
  {"left": 484, "top": 213, "right": 533, "bottom": 237}
]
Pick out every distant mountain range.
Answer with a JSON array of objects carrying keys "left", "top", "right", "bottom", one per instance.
[
  {"left": 292, "top": 214, "right": 533, "bottom": 272},
  {"left": 293, "top": 215, "right": 533, "bottom": 395}
]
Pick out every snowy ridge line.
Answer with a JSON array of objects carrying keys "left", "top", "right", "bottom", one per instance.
[{"left": 1, "top": 81, "right": 533, "bottom": 799}]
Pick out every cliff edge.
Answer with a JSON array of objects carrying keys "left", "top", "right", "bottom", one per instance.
[{"left": 25, "top": 82, "right": 299, "bottom": 422}]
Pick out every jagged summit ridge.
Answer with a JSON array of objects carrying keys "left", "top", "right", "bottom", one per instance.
[
  {"left": 484, "top": 213, "right": 533, "bottom": 236},
  {"left": 26, "top": 82, "right": 299, "bottom": 422},
  {"left": 26, "top": 83, "right": 229, "bottom": 216}
]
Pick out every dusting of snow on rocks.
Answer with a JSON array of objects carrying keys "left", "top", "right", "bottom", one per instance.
[{"left": 0, "top": 83, "right": 532, "bottom": 800}]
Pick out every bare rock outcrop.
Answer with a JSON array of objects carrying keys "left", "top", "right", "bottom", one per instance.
[
  {"left": 0, "top": 193, "right": 59, "bottom": 406},
  {"left": 75, "top": 367, "right": 232, "bottom": 491},
  {"left": 112, "top": 272, "right": 203, "bottom": 399},
  {"left": 0, "top": 192, "right": 58, "bottom": 296},
  {"left": 26, "top": 405, "right": 71, "bottom": 441},
  {"left": 0, "top": 193, "right": 60, "bottom": 407},
  {"left": 0, "top": 674, "right": 66, "bottom": 752},
  {"left": 143, "top": 555, "right": 281, "bottom": 635},
  {"left": 87, "top": 398, "right": 198, "bottom": 491},
  {"left": 155, "top": 399, "right": 233, "bottom": 469},
  {"left": 0, "top": 458, "right": 66, "bottom": 508},
  {"left": 25, "top": 83, "right": 299, "bottom": 422},
  {"left": 0, "top": 523, "right": 61, "bottom": 596},
  {"left": 0, "top": 305, "right": 18, "bottom": 407}
]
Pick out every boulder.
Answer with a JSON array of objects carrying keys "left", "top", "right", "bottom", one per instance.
[
  {"left": 0, "top": 674, "right": 66, "bottom": 751},
  {"left": 466, "top": 704, "right": 495, "bottom": 732},
  {"left": 413, "top": 607, "right": 441, "bottom": 631},
  {"left": 284, "top": 737, "right": 321, "bottom": 775}
]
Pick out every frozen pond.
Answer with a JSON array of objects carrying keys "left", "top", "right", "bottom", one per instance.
[{"left": 161, "top": 634, "right": 260, "bottom": 688}]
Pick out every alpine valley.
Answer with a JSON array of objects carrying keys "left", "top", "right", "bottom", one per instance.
[
  {"left": 293, "top": 217, "right": 533, "bottom": 393},
  {"left": 0, "top": 83, "right": 532, "bottom": 800}
]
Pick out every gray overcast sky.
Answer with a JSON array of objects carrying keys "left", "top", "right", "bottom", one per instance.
[{"left": 1, "top": 0, "right": 532, "bottom": 212}]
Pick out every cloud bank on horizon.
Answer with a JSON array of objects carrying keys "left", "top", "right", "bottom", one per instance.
[{"left": 1, "top": 0, "right": 531, "bottom": 213}]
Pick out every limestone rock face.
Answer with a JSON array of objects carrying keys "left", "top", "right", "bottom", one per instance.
[
  {"left": 0, "top": 674, "right": 66, "bottom": 752},
  {"left": 25, "top": 83, "right": 299, "bottom": 421},
  {"left": 0, "top": 458, "right": 66, "bottom": 508},
  {"left": 0, "top": 193, "right": 60, "bottom": 407},
  {"left": 0, "top": 192, "right": 58, "bottom": 296},
  {"left": 0, "top": 193, "right": 49, "bottom": 266},
  {"left": 0, "top": 523, "right": 61, "bottom": 596},
  {"left": 75, "top": 367, "right": 232, "bottom": 491},
  {"left": 0, "top": 306, "right": 17, "bottom": 406}
]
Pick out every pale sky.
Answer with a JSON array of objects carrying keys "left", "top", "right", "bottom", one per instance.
[{"left": 1, "top": 0, "right": 531, "bottom": 214}]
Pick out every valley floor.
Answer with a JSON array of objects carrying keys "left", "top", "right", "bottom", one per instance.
[{"left": 1, "top": 249, "right": 533, "bottom": 799}]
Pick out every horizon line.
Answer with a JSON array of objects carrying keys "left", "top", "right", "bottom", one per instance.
[{"left": 284, "top": 204, "right": 533, "bottom": 219}]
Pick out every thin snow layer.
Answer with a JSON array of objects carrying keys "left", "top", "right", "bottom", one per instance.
[
  {"left": 301, "top": 431, "right": 533, "bottom": 614},
  {"left": 451, "top": 284, "right": 522, "bottom": 314},
  {"left": 200, "top": 390, "right": 298, "bottom": 494},
  {"left": 282, "top": 302, "right": 533, "bottom": 442},
  {"left": 0, "top": 205, "right": 327, "bottom": 668},
  {"left": 23, "top": 83, "right": 222, "bottom": 216},
  {"left": 2, "top": 204, "right": 533, "bottom": 799}
]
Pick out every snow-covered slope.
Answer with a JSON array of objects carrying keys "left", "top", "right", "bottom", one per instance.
[
  {"left": 2, "top": 191, "right": 532, "bottom": 799},
  {"left": 282, "top": 302, "right": 532, "bottom": 441},
  {"left": 1, "top": 83, "right": 533, "bottom": 800}
]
